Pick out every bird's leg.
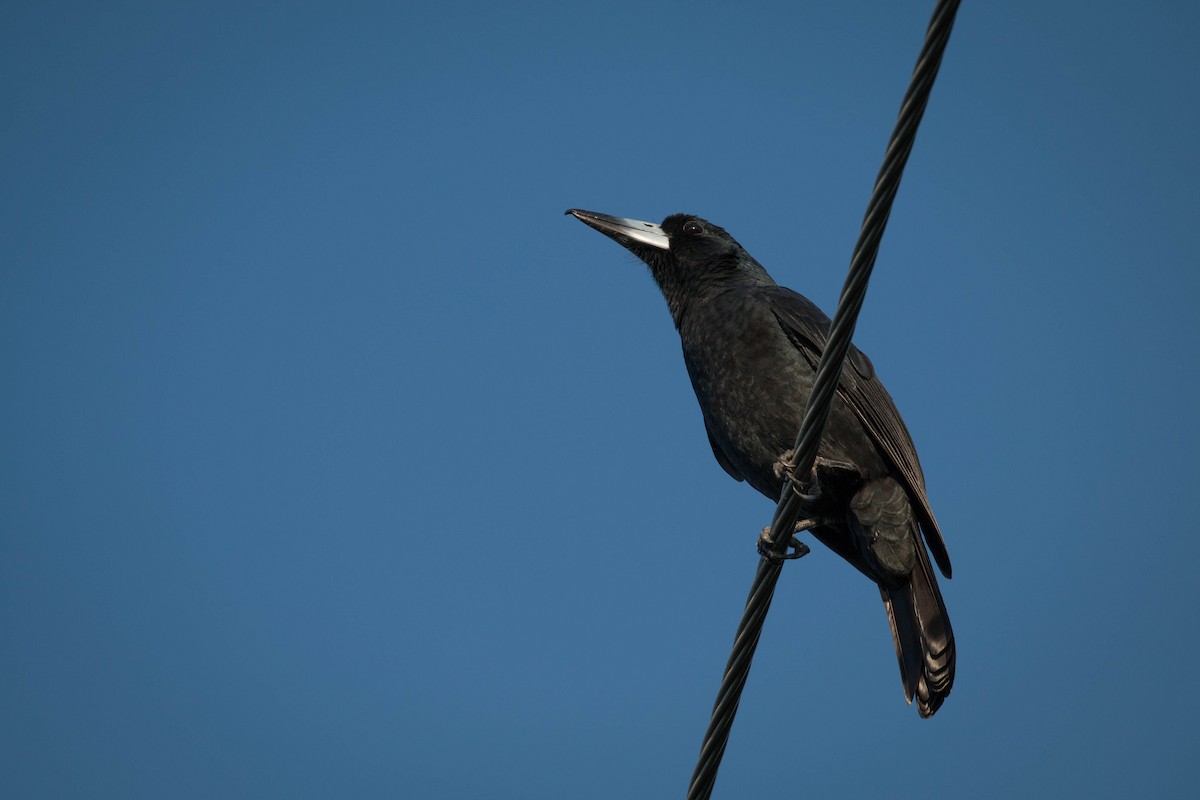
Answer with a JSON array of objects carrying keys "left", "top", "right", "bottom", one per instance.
[
  {"left": 760, "top": 453, "right": 860, "bottom": 562},
  {"left": 758, "top": 519, "right": 815, "bottom": 562}
]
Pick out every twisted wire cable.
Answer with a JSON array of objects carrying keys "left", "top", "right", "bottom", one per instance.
[{"left": 687, "top": 2, "right": 962, "bottom": 797}]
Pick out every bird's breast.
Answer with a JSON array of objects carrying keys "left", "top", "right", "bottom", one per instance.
[{"left": 680, "top": 299, "right": 813, "bottom": 497}]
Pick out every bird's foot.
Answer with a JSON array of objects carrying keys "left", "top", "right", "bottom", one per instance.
[
  {"left": 789, "top": 469, "right": 822, "bottom": 504},
  {"left": 773, "top": 451, "right": 823, "bottom": 504},
  {"left": 772, "top": 450, "right": 796, "bottom": 481},
  {"left": 758, "top": 521, "right": 815, "bottom": 563}
]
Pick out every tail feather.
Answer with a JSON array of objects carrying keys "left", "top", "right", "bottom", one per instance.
[{"left": 880, "top": 543, "right": 955, "bottom": 717}]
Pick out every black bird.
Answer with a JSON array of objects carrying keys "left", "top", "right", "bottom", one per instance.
[{"left": 566, "top": 209, "right": 954, "bottom": 717}]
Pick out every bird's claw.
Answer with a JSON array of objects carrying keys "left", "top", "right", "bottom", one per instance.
[
  {"left": 758, "top": 524, "right": 813, "bottom": 563},
  {"left": 774, "top": 451, "right": 822, "bottom": 504},
  {"left": 789, "top": 471, "right": 821, "bottom": 504},
  {"left": 773, "top": 450, "right": 796, "bottom": 481}
]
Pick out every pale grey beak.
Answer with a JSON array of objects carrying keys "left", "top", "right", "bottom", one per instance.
[{"left": 565, "top": 209, "right": 670, "bottom": 251}]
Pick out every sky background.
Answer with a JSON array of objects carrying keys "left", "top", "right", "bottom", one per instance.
[{"left": 3, "top": 1, "right": 1198, "bottom": 797}]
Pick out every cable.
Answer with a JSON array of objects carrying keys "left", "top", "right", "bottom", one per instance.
[{"left": 687, "top": 2, "right": 962, "bottom": 797}]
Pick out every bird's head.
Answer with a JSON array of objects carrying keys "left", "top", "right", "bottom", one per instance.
[{"left": 566, "top": 209, "right": 774, "bottom": 325}]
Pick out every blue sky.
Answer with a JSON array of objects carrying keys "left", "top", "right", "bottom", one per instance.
[{"left": 2, "top": 1, "right": 1198, "bottom": 797}]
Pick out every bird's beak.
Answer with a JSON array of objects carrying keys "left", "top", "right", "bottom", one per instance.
[{"left": 565, "top": 209, "right": 670, "bottom": 251}]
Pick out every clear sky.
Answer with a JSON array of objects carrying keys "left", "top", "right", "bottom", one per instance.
[{"left": 3, "top": 1, "right": 1198, "bottom": 798}]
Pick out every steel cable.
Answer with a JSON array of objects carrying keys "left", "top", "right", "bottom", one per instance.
[{"left": 686, "top": 2, "right": 962, "bottom": 797}]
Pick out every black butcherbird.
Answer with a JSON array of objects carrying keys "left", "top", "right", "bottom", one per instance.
[{"left": 567, "top": 209, "right": 954, "bottom": 717}]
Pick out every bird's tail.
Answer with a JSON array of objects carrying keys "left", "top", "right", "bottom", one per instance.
[{"left": 880, "top": 542, "right": 955, "bottom": 717}]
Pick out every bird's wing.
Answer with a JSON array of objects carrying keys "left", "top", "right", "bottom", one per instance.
[{"left": 766, "top": 287, "right": 952, "bottom": 578}]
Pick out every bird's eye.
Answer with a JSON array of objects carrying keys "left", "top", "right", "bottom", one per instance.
[{"left": 683, "top": 220, "right": 705, "bottom": 236}]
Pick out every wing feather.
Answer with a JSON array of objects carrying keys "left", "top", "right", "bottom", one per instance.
[{"left": 766, "top": 287, "right": 952, "bottom": 578}]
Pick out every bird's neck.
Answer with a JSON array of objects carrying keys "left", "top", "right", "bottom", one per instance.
[{"left": 656, "top": 259, "right": 776, "bottom": 330}]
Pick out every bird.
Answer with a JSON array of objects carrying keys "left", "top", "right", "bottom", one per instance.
[{"left": 566, "top": 208, "right": 954, "bottom": 717}]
